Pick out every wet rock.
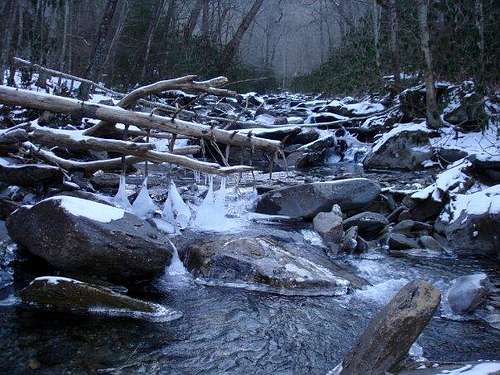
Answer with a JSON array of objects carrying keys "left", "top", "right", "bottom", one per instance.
[
  {"left": 0, "top": 158, "right": 64, "bottom": 187},
  {"left": 447, "top": 273, "right": 490, "bottom": 314},
  {"left": 388, "top": 232, "right": 420, "bottom": 250},
  {"left": 363, "top": 123, "right": 433, "bottom": 170},
  {"left": 341, "top": 226, "right": 358, "bottom": 252},
  {"left": 343, "top": 211, "right": 388, "bottom": 240},
  {"left": 313, "top": 204, "right": 343, "bottom": 251},
  {"left": 181, "top": 234, "right": 366, "bottom": 296},
  {"left": 392, "top": 220, "right": 433, "bottom": 235},
  {"left": 6, "top": 196, "right": 173, "bottom": 283},
  {"left": 339, "top": 280, "right": 441, "bottom": 375},
  {"left": 418, "top": 235, "right": 444, "bottom": 251},
  {"left": 292, "top": 129, "right": 320, "bottom": 145},
  {"left": 20, "top": 276, "right": 181, "bottom": 321},
  {"left": 255, "top": 178, "right": 381, "bottom": 219}
]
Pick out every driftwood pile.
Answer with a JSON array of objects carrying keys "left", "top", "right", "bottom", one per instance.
[{"left": 0, "top": 58, "right": 283, "bottom": 178}]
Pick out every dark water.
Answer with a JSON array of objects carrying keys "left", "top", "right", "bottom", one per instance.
[
  {"left": 1, "top": 224, "right": 499, "bottom": 374},
  {"left": 0, "top": 163, "right": 499, "bottom": 374}
]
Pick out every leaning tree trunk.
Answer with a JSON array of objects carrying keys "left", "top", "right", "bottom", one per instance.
[
  {"left": 84, "top": 0, "right": 119, "bottom": 83},
  {"left": 219, "top": 0, "right": 264, "bottom": 69},
  {"left": 139, "top": 0, "right": 168, "bottom": 83},
  {"left": 372, "top": 0, "right": 382, "bottom": 79},
  {"left": 388, "top": 0, "right": 401, "bottom": 92},
  {"left": 183, "top": 0, "right": 203, "bottom": 42},
  {"left": 417, "top": 0, "right": 441, "bottom": 130},
  {"left": 475, "top": 0, "right": 485, "bottom": 92}
]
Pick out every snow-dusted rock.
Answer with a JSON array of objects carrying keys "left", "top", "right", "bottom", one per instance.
[
  {"left": 20, "top": 276, "right": 182, "bottom": 321},
  {"left": 6, "top": 196, "right": 174, "bottom": 283},
  {"left": 180, "top": 233, "right": 366, "bottom": 296},
  {"left": 444, "top": 92, "right": 486, "bottom": 132},
  {"left": 255, "top": 178, "right": 381, "bottom": 219},
  {"left": 339, "top": 280, "right": 441, "bottom": 375},
  {"left": 447, "top": 273, "right": 490, "bottom": 314},
  {"left": 438, "top": 185, "right": 500, "bottom": 258},
  {"left": 363, "top": 122, "right": 433, "bottom": 170}
]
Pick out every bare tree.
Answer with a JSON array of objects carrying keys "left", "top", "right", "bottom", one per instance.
[
  {"left": 388, "top": 0, "right": 401, "bottom": 92},
  {"left": 475, "top": 0, "right": 485, "bottom": 90},
  {"left": 85, "top": 0, "right": 119, "bottom": 82},
  {"left": 183, "top": 0, "right": 203, "bottom": 42},
  {"left": 417, "top": 0, "right": 441, "bottom": 129},
  {"left": 372, "top": 0, "right": 382, "bottom": 77},
  {"left": 219, "top": 0, "right": 264, "bottom": 69}
]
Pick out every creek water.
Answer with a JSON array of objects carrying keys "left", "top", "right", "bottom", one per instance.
[{"left": 0, "top": 165, "right": 498, "bottom": 374}]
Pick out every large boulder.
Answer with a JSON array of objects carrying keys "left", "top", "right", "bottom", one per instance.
[
  {"left": 20, "top": 276, "right": 182, "bottom": 321},
  {"left": 180, "top": 233, "right": 366, "bottom": 296},
  {"left": 447, "top": 273, "right": 490, "bottom": 314},
  {"left": 0, "top": 158, "right": 64, "bottom": 187},
  {"left": 343, "top": 211, "right": 388, "bottom": 240},
  {"left": 363, "top": 123, "right": 433, "bottom": 170},
  {"left": 255, "top": 178, "right": 381, "bottom": 219},
  {"left": 439, "top": 185, "right": 500, "bottom": 258},
  {"left": 338, "top": 280, "right": 441, "bottom": 375},
  {"left": 6, "top": 196, "right": 173, "bottom": 283}
]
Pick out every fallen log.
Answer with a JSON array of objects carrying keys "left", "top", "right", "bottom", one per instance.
[
  {"left": 30, "top": 125, "right": 154, "bottom": 154},
  {"left": 23, "top": 142, "right": 142, "bottom": 173},
  {"left": 0, "top": 86, "right": 282, "bottom": 153},
  {"left": 83, "top": 75, "right": 236, "bottom": 136}
]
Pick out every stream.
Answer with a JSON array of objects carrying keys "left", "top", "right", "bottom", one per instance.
[{"left": 0, "top": 160, "right": 499, "bottom": 374}]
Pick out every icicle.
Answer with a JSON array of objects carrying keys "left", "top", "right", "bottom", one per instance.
[
  {"left": 193, "top": 176, "right": 229, "bottom": 231},
  {"left": 165, "top": 237, "right": 189, "bottom": 276},
  {"left": 113, "top": 174, "right": 132, "bottom": 210},
  {"left": 131, "top": 177, "right": 157, "bottom": 219},
  {"left": 162, "top": 180, "right": 191, "bottom": 231}
]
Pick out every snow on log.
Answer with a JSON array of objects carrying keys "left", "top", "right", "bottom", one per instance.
[{"left": 0, "top": 86, "right": 282, "bottom": 153}]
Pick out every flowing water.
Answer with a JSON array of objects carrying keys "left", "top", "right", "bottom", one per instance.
[{"left": 0, "top": 167, "right": 499, "bottom": 374}]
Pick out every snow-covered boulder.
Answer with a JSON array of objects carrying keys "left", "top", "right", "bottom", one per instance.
[
  {"left": 322, "top": 99, "right": 385, "bottom": 118},
  {"left": 20, "top": 276, "right": 182, "bottom": 321},
  {"left": 363, "top": 122, "right": 433, "bottom": 170},
  {"left": 6, "top": 196, "right": 174, "bottom": 283},
  {"left": 438, "top": 185, "right": 500, "bottom": 258},
  {"left": 447, "top": 273, "right": 490, "bottom": 314},
  {"left": 255, "top": 178, "right": 381, "bottom": 219},
  {"left": 469, "top": 153, "right": 500, "bottom": 183}
]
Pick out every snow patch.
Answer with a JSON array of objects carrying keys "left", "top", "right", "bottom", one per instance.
[{"left": 45, "top": 196, "right": 125, "bottom": 223}]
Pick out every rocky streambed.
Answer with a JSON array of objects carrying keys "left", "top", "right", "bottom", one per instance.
[{"left": 0, "top": 78, "right": 499, "bottom": 374}]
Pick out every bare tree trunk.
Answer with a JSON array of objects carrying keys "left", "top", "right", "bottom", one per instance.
[
  {"left": 219, "top": 0, "right": 264, "bottom": 69},
  {"left": 84, "top": 0, "right": 119, "bottom": 82},
  {"left": 58, "top": 0, "right": 70, "bottom": 72},
  {"left": 1, "top": 0, "right": 17, "bottom": 86},
  {"left": 388, "top": 0, "right": 401, "bottom": 92},
  {"left": 417, "top": 0, "right": 441, "bottom": 129},
  {"left": 183, "top": 0, "right": 203, "bottom": 42},
  {"left": 201, "top": 0, "right": 210, "bottom": 38},
  {"left": 372, "top": 0, "right": 382, "bottom": 78},
  {"left": 104, "top": 0, "right": 129, "bottom": 81},
  {"left": 475, "top": 0, "right": 485, "bottom": 91},
  {"left": 139, "top": 0, "right": 167, "bottom": 83}
]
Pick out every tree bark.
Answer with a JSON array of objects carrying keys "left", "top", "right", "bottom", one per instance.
[
  {"left": 58, "top": 0, "right": 70, "bottom": 72},
  {"left": 372, "top": 0, "right": 382, "bottom": 78},
  {"left": 219, "top": 0, "right": 264, "bottom": 69},
  {"left": 139, "top": 0, "right": 168, "bottom": 83},
  {"left": 475, "top": 0, "right": 485, "bottom": 91},
  {"left": 183, "top": 0, "right": 203, "bottom": 42},
  {"left": 104, "top": 0, "right": 129, "bottom": 81},
  {"left": 85, "top": 0, "right": 119, "bottom": 82},
  {"left": 388, "top": 0, "right": 401, "bottom": 92},
  {"left": 417, "top": 0, "right": 441, "bottom": 129}
]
